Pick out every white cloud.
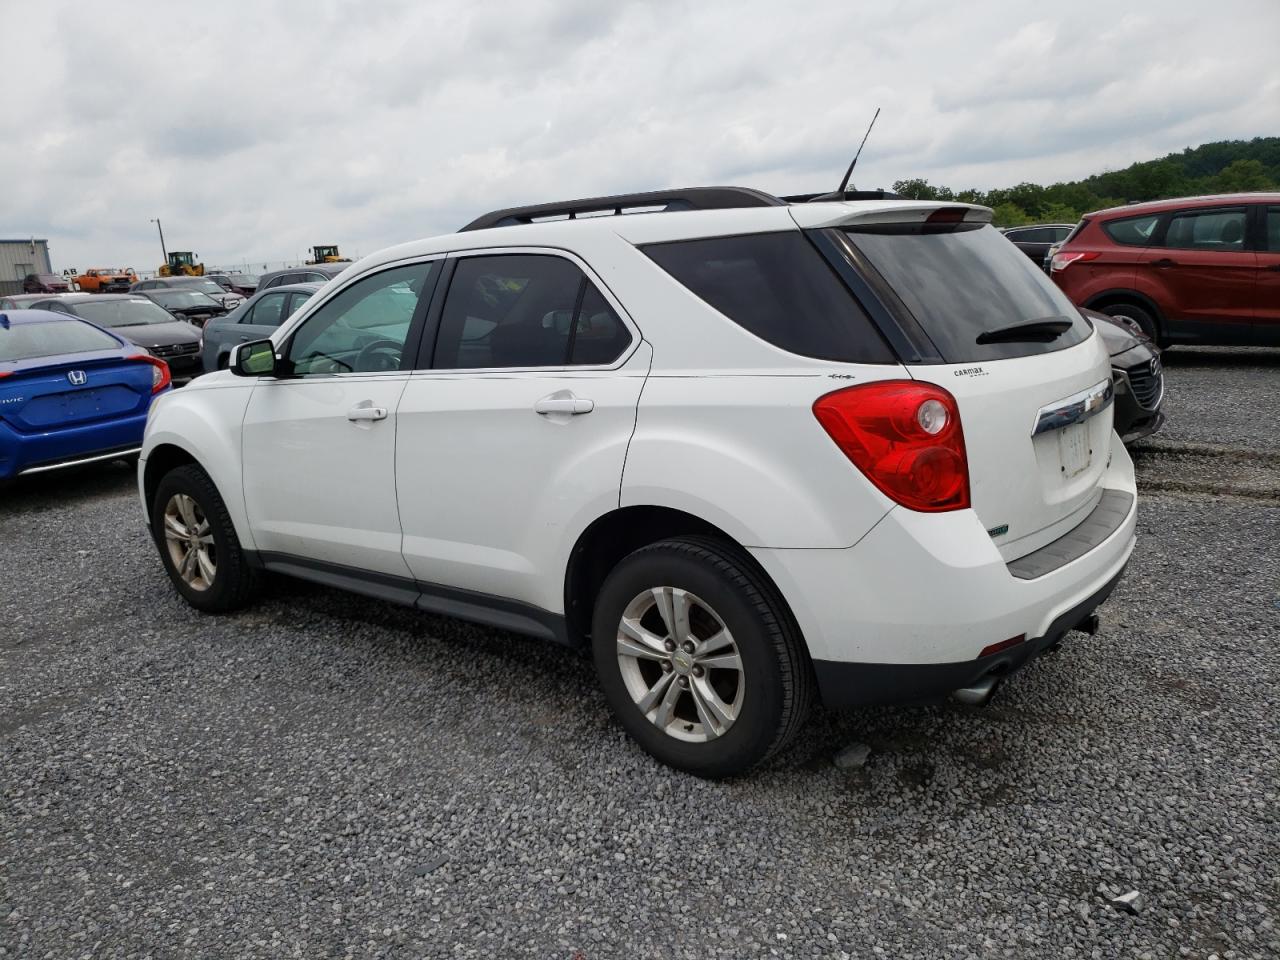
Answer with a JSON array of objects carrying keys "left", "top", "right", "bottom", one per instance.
[{"left": 3, "top": 0, "right": 1277, "bottom": 273}]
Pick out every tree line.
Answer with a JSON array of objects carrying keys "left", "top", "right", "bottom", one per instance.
[{"left": 890, "top": 136, "right": 1280, "bottom": 226}]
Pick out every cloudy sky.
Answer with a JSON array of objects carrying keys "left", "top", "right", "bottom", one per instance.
[{"left": 5, "top": 0, "right": 1278, "bottom": 274}]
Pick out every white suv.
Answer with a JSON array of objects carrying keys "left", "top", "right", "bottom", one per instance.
[{"left": 139, "top": 187, "right": 1137, "bottom": 777}]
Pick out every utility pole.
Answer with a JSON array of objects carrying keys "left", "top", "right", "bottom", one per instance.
[{"left": 149, "top": 218, "right": 168, "bottom": 265}]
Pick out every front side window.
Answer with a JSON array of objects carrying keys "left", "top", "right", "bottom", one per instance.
[
  {"left": 286, "top": 262, "right": 435, "bottom": 376},
  {"left": 245, "top": 291, "right": 289, "bottom": 326},
  {"left": 433, "top": 254, "right": 631, "bottom": 369},
  {"left": 1103, "top": 214, "right": 1162, "bottom": 246},
  {"left": 1163, "top": 207, "right": 1247, "bottom": 251}
]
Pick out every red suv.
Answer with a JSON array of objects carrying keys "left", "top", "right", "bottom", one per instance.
[{"left": 1050, "top": 193, "right": 1280, "bottom": 346}]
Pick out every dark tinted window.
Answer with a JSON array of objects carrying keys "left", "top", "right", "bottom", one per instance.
[
  {"left": 845, "top": 223, "right": 1091, "bottom": 363},
  {"left": 0, "top": 318, "right": 120, "bottom": 362},
  {"left": 245, "top": 291, "right": 289, "bottom": 326},
  {"left": 70, "top": 299, "right": 178, "bottom": 328},
  {"left": 287, "top": 262, "right": 435, "bottom": 376},
  {"left": 1103, "top": 214, "right": 1162, "bottom": 246},
  {"left": 433, "top": 254, "right": 631, "bottom": 369},
  {"left": 1009, "top": 228, "right": 1047, "bottom": 243},
  {"left": 643, "top": 232, "right": 891, "bottom": 363},
  {"left": 285, "top": 291, "right": 314, "bottom": 316},
  {"left": 1163, "top": 207, "right": 1247, "bottom": 250},
  {"left": 305, "top": 272, "right": 329, "bottom": 283},
  {"left": 1048, "top": 226, "right": 1073, "bottom": 242},
  {"left": 1267, "top": 206, "right": 1280, "bottom": 252}
]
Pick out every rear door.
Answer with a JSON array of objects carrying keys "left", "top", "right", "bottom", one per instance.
[
  {"left": 1254, "top": 204, "right": 1280, "bottom": 344},
  {"left": 835, "top": 219, "right": 1115, "bottom": 561},
  {"left": 395, "top": 250, "right": 645, "bottom": 611},
  {"left": 1137, "top": 205, "right": 1255, "bottom": 341}
]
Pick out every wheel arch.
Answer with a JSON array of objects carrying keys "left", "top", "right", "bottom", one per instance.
[
  {"left": 142, "top": 442, "right": 200, "bottom": 512},
  {"left": 563, "top": 504, "right": 806, "bottom": 653},
  {"left": 1083, "top": 289, "right": 1165, "bottom": 333}
]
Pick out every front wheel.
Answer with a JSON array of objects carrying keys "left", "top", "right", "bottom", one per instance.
[
  {"left": 1104, "top": 303, "right": 1160, "bottom": 345},
  {"left": 591, "top": 537, "right": 814, "bottom": 778},
  {"left": 150, "top": 464, "right": 259, "bottom": 613}
]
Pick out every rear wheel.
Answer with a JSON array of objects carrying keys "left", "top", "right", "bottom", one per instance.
[
  {"left": 1102, "top": 302, "right": 1160, "bottom": 345},
  {"left": 150, "top": 464, "right": 259, "bottom": 613},
  {"left": 591, "top": 537, "right": 813, "bottom": 778}
]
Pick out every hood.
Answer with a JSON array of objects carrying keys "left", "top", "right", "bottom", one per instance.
[
  {"left": 112, "top": 320, "right": 202, "bottom": 348},
  {"left": 1079, "top": 308, "right": 1145, "bottom": 357}
]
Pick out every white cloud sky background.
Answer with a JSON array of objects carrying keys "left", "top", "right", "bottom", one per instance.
[{"left": 4, "top": 0, "right": 1278, "bottom": 272}]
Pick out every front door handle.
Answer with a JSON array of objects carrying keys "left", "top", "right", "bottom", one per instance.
[
  {"left": 1150, "top": 258, "right": 1178, "bottom": 268},
  {"left": 534, "top": 393, "right": 594, "bottom": 416},
  {"left": 347, "top": 403, "right": 388, "bottom": 422}
]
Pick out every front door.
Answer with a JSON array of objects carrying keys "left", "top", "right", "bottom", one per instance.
[
  {"left": 1255, "top": 204, "right": 1280, "bottom": 345},
  {"left": 396, "top": 251, "right": 646, "bottom": 614},
  {"left": 1139, "top": 205, "right": 1255, "bottom": 342},
  {"left": 241, "top": 260, "right": 439, "bottom": 576}
]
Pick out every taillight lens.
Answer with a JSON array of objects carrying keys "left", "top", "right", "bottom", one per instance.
[
  {"left": 131, "top": 354, "right": 171, "bottom": 394},
  {"left": 813, "top": 381, "right": 970, "bottom": 512},
  {"left": 1050, "top": 250, "right": 1099, "bottom": 273}
]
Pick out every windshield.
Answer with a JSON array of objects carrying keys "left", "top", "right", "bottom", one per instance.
[
  {"left": 148, "top": 291, "right": 221, "bottom": 309},
  {"left": 177, "top": 279, "right": 228, "bottom": 296},
  {"left": 230, "top": 274, "right": 258, "bottom": 284},
  {"left": 0, "top": 318, "right": 120, "bottom": 362},
  {"left": 844, "top": 223, "right": 1091, "bottom": 363},
  {"left": 72, "top": 299, "right": 180, "bottom": 328}
]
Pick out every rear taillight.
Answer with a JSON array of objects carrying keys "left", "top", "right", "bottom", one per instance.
[
  {"left": 813, "top": 381, "right": 970, "bottom": 512},
  {"left": 1050, "top": 250, "right": 1099, "bottom": 273},
  {"left": 131, "top": 354, "right": 171, "bottom": 394}
]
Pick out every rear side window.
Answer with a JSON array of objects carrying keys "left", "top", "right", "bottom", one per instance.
[
  {"left": 244, "top": 291, "right": 288, "bottom": 326},
  {"left": 0, "top": 318, "right": 119, "bottom": 362},
  {"left": 433, "top": 254, "right": 631, "bottom": 369},
  {"left": 1103, "top": 214, "right": 1162, "bottom": 246},
  {"left": 845, "top": 223, "right": 1091, "bottom": 363},
  {"left": 642, "top": 232, "right": 892, "bottom": 363},
  {"left": 1163, "top": 207, "right": 1247, "bottom": 251},
  {"left": 1266, "top": 206, "right": 1280, "bottom": 252}
]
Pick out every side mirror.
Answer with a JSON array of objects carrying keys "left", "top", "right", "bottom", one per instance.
[{"left": 230, "top": 339, "right": 278, "bottom": 377}]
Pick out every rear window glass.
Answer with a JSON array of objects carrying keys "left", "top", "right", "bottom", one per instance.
[
  {"left": 0, "top": 318, "right": 119, "bottom": 362},
  {"left": 1103, "top": 214, "right": 1162, "bottom": 246},
  {"left": 72, "top": 299, "right": 178, "bottom": 328},
  {"left": 642, "top": 232, "right": 893, "bottom": 363},
  {"left": 845, "top": 224, "right": 1091, "bottom": 363}
]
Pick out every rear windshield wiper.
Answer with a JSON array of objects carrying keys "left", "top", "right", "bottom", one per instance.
[{"left": 975, "top": 316, "right": 1074, "bottom": 345}]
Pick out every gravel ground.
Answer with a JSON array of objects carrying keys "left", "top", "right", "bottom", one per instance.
[
  {"left": 3, "top": 363, "right": 1279, "bottom": 959},
  {"left": 1147, "top": 346, "right": 1280, "bottom": 452}
]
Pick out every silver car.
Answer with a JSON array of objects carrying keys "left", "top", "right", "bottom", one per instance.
[{"left": 200, "top": 283, "right": 321, "bottom": 372}]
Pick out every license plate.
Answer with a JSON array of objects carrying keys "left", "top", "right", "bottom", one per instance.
[{"left": 1058, "top": 422, "right": 1091, "bottom": 478}]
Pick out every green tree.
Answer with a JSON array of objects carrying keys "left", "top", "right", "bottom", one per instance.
[
  {"left": 1211, "top": 158, "right": 1275, "bottom": 193},
  {"left": 990, "top": 202, "right": 1031, "bottom": 227}
]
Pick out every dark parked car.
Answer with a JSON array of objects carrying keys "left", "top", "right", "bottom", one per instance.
[
  {"left": 22, "top": 272, "right": 71, "bottom": 294},
  {"left": 134, "top": 288, "right": 228, "bottom": 328},
  {"left": 257, "top": 263, "right": 346, "bottom": 291},
  {"left": 1082, "top": 308, "right": 1164, "bottom": 443},
  {"left": 130, "top": 275, "right": 246, "bottom": 312},
  {"left": 25, "top": 294, "right": 204, "bottom": 383},
  {"left": 205, "top": 272, "right": 259, "bottom": 297},
  {"left": 1051, "top": 192, "right": 1280, "bottom": 346},
  {"left": 201, "top": 282, "right": 319, "bottom": 372},
  {"left": 1002, "top": 224, "right": 1074, "bottom": 267}
]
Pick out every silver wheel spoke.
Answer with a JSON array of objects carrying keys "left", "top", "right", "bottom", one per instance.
[
  {"left": 179, "top": 547, "right": 197, "bottom": 579},
  {"left": 689, "top": 682, "right": 722, "bottom": 739},
  {"left": 194, "top": 518, "right": 211, "bottom": 538},
  {"left": 195, "top": 549, "right": 216, "bottom": 584},
  {"left": 636, "top": 671, "right": 675, "bottom": 715},
  {"left": 653, "top": 678, "right": 683, "bottom": 730},
  {"left": 697, "top": 650, "right": 741, "bottom": 672},
  {"left": 651, "top": 587, "right": 678, "bottom": 640},
  {"left": 617, "top": 616, "right": 668, "bottom": 660},
  {"left": 670, "top": 588, "right": 693, "bottom": 644},
  {"left": 692, "top": 675, "right": 735, "bottom": 730},
  {"left": 177, "top": 496, "right": 198, "bottom": 530},
  {"left": 697, "top": 630, "right": 734, "bottom": 656},
  {"left": 163, "top": 514, "right": 188, "bottom": 539}
]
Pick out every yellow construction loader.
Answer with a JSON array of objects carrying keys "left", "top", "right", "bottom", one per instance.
[
  {"left": 158, "top": 252, "right": 205, "bottom": 277},
  {"left": 306, "top": 245, "right": 351, "bottom": 264}
]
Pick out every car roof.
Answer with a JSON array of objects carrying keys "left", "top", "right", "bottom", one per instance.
[
  {"left": 0, "top": 308, "right": 90, "bottom": 324},
  {"left": 53, "top": 293, "right": 153, "bottom": 302},
  {"left": 1088, "top": 192, "right": 1280, "bottom": 219},
  {"left": 254, "top": 282, "right": 323, "bottom": 293}
]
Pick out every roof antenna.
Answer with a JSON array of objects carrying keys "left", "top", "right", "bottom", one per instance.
[{"left": 836, "top": 107, "right": 881, "bottom": 198}]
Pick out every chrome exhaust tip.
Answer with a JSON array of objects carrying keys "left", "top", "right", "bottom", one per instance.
[{"left": 952, "top": 674, "right": 1000, "bottom": 707}]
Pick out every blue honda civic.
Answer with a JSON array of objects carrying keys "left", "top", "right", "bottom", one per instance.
[{"left": 0, "top": 309, "right": 171, "bottom": 481}]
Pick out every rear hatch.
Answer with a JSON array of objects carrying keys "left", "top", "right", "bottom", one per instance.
[
  {"left": 0, "top": 352, "right": 155, "bottom": 433},
  {"left": 808, "top": 206, "right": 1115, "bottom": 561}
]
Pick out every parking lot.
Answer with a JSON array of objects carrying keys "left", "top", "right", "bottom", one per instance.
[{"left": 2, "top": 349, "right": 1277, "bottom": 959}]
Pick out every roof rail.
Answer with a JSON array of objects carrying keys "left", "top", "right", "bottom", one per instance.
[{"left": 458, "top": 186, "right": 785, "bottom": 232}]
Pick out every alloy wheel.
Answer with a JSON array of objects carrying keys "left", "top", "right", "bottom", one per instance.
[
  {"left": 162, "top": 493, "right": 217, "bottom": 591},
  {"left": 615, "top": 587, "right": 745, "bottom": 743}
]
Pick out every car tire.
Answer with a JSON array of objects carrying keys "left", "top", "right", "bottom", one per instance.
[
  {"left": 1104, "top": 303, "right": 1160, "bottom": 346},
  {"left": 591, "top": 536, "right": 814, "bottom": 778},
  {"left": 150, "top": 464, "right": 259, "bottom": 613}
]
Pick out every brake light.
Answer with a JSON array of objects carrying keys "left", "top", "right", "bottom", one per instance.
[
  {"left": 813, "top": 381, "right": 970, "bottom": 512},
  {"left": 926, "top": 207, "right": 967, "bottom": 224},
  {"left": 131, "top": 354, "right": 171, "bottom": 394},
  {"left": 0, "top": 370, "right": 12, "bottom": 379},
  {"left": 1050, "top": 250, "right": 1099, "bottom": 273}
]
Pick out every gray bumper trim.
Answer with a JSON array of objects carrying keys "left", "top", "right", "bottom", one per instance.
[{"left": 1007, "top": 489, "right": 1134, "bottom": 580}]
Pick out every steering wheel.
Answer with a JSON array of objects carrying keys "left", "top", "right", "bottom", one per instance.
[{"left": 354, "top": 339, "right": 403, "bottom": 372}]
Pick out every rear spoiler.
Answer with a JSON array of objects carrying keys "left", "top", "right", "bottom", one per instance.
[{"left": 788, "top": 201, "right": 993, "bottom": 231}]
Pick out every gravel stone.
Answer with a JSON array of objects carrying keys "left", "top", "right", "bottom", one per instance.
[{"left": 2, "top": 352, "right": 1278, "bottom": 958}]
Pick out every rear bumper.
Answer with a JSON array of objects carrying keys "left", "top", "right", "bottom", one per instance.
[
  {"left": 0, "top": 412, "right": 149, "bottom": 479},
  {"left": 749, "top": 431, "right": 1137, "bottom": 708}
]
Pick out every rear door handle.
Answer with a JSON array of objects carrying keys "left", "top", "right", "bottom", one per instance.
[
  {"left": 1150, "top": 258, "right": 1178, "bottom": 268},
  {"left": 534, "top": 393, "right": 594, "bottom": 415},
  {"left": 347, "top": 403, "right": 388, "bottom": 422}
]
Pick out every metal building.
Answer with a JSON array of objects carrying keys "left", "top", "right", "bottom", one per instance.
[{"left": 0, "top": 238, "right": 54, "bottom": 295}]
